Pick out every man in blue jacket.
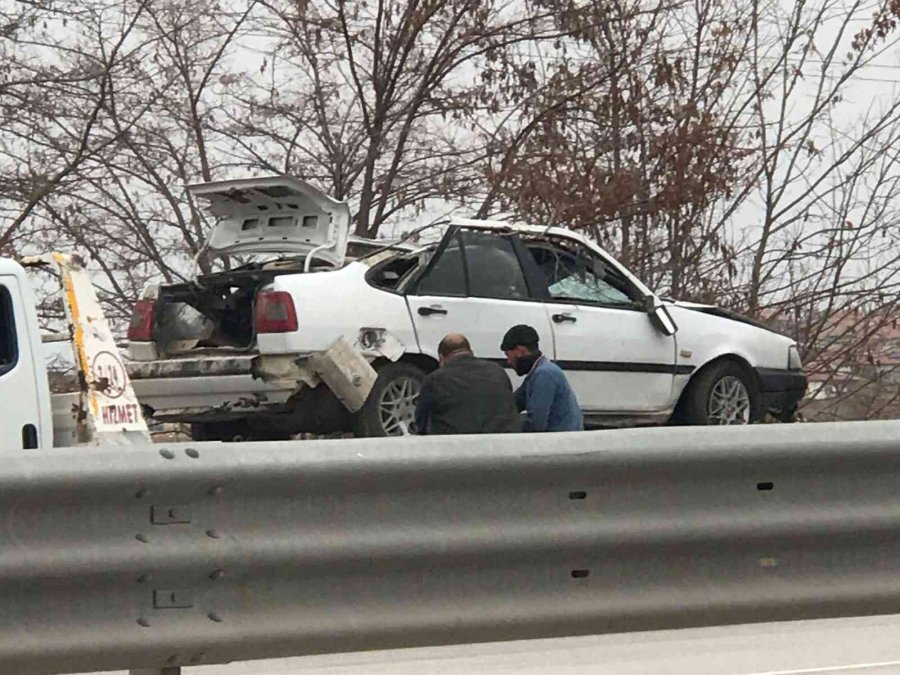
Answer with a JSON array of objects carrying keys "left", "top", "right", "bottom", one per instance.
[{"left": 501, "top": 324, "right": 584, "bottom": 432}]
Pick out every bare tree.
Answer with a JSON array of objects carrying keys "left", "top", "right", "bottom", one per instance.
[
  {"left": 477, "top": 0, "right": 762, "bottom": 299},
  {"left": 222, "top": 0, "right": 561, "bottom": 237},
  {"left": 2, "top": 0, "right": 259, "bottom": 326},
  {"left": 0, "top": 0, "right": 153, "bottom": 254}
]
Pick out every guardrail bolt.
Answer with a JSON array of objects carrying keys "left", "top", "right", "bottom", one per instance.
[
  {"left": 208, "top": 486, "right": 223, "bottom": 497},
  {"left": 166, "top": 654, "right": 180, "bottom": 665},
  {"left": 206, "top": 529, "right": 221, "bottom": 539},
  {"left": 571, "top": 569, "right": 590, "bottom": 579},
  {"left": 209, "top": 569, "right": 225, "bottom": 580},
  {"left": 190, "top": 653, "right": 206, "bottom": 664},
  {"left": 135, "top": 488, "right": 149, "bottom": 499},
  {"left": 137, "top": 617, "right": 151, "bottom": 627},
  {"left": 185, "top": 448, "right": 200, "bottom": 459},
  {"left": 135, "top": 533, "right": 150, "bottom": 543},
  {"left": 757, "top": 482, "right": 774, "bottom": 491},
  {"left": 137, "top": 573, "right": 152, "bottom": 584},
  {"left": 207, "top": 612, "right": 224, "bottom": 623},
  {"left": 568, "top": 491, "right": 587, "bottom": 500},
  {"left": 159, "top": 449, "right": 175, "bottom": 460}
]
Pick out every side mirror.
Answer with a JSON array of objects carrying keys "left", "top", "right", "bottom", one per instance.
[
  {"left": 652, "top": 306, "right": 678, "bottom": 336},
  {"left": 644, "top": 296, "right": 678, "bottom": 336}
]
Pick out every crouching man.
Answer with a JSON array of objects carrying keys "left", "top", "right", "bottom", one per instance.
[
  {"left": 415, "top": 333, "right": 521, "bottom": 435},
  {"left": 501, "top": 324, "right": 584, "bottom": 432}
]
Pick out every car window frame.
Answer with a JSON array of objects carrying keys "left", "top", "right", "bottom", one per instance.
[
  {"left": 408, "top": 226, "right": 548, "bottom": 303},
  {"left": 364, "top": 249, "right": 429, "bottom": 296},
  {"left": 528, "top": 239, "right": 645, "bottom": 311},
  {"left": 0, "top": 284, "right": 19, "bottom": 377},
  {"left": 409, "top": 229, "right": 469, "bottom": 298},
  {"left": 457, "top": 229, "right": 533, "bottom": 302}
]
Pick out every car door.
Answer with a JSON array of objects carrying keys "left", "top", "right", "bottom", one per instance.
[
  {"left": 0, "top": 275, "right": 47, "bottom": 449},
  {"left": 406, "top": 228, "right": 554, "bottom": 374},
  {"left": 528, "top": 241, "right": 678, "bottom": 414}
]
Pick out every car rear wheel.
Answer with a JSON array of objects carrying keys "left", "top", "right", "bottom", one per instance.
[
  {"left": 353, "top": 362, "right": 426, "bottom": 437},
  {"left": 679, "top": 361, "right": 759, "bottom": 425}
]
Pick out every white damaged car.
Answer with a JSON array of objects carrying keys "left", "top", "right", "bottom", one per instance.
[{"left": 126, "top": 176, "right": 807, "bottom": 439}]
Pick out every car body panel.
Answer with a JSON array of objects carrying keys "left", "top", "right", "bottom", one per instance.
[
  {"left": 0, "top": 260, "right": 54, "bottom": 449},
  {"left": 544, "top": 302, "right": 679, "bottom": 413},
  {"left": 258, "top": 263, "right": 420, "bottom": 357},
  {"left": 128, "top": 209, "right": 806, "bottom": 431},
  {"left": 188, "top": 176, "right": 351, "bottom": 267}
]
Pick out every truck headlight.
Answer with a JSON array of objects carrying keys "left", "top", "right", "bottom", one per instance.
[{"left": 788, "top": 345, "right": 803, "bottom": 371}]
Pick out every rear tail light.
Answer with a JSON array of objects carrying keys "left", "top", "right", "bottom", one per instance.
[
  {"left": 127, "top": 299, "right": 156, "bottom": 341},
  {"left": 255, "top": 291, "right": 298, "bottom": 333}
]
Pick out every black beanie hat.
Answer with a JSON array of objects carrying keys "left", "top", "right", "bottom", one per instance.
[{"left": 501, "top": 324, "right": 540, "bottom": 351}]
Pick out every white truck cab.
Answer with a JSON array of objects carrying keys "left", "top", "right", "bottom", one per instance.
[
  {"left": 0, "top": 254, "right": 149, "bottom": 449},
  {"left": 0, "top": 258, "right": 54, "bottom": 449}
]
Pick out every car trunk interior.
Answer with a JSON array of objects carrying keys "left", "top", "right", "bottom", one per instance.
[
  {"left": 153, "top": 263, "right": 308, "bottom": 356},
  {"left": 150, "top": 240, "right": 401, "bottom": 357}
]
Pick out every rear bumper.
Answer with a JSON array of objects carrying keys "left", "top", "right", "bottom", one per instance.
[
  {"left": 126, "top": 355, "right": 297, "bottom": 421},
  {"left": 756, "top": 368, "right": 808, "bottom": 414}
]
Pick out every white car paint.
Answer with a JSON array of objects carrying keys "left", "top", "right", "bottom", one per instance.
[
  {"left": 0, "top": 258, "right": 54, "bottom": 450},
  {"left": 255, "top": 220, "right": 800, "bottom": 423},
  {"left": 545, "top": 301, "right": 677, "bottom": 413},
  {"left": 188, "top": 175, "right": 352, "bottom": 267},
  {"left": 128, "top": 179, "right": 805, "bottom": 433},
  {"left": 259, "top": 263, "right": 419, "bottom": 356}
]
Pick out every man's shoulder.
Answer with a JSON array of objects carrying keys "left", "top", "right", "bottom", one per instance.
[
  {"left": 473, "top": 356, "right": 508, "bottom": 372},
  {"left": 463, "top": 357, "right": 511, "bottom": 383},
  {"left": 433, "top": 355, "right": 506, "bottom": 380},
  {"left": 531, "top": 358, "right": 569, "bottom": 385},
  {"left": 536, "top": 357, "right": 565, "bottom": 376},
  {"left": 446, "top": 355, "right": 504, "bottom": 371}
]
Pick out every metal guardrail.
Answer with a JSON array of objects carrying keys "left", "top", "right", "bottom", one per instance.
[{"left": 2, "top": 421, "right": 900, "bottom": 674}]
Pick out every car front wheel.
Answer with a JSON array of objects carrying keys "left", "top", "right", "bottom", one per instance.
[{"left": 679, "top": 361, "right": 759, "bottom": 425}]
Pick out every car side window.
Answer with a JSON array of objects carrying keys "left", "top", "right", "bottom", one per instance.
[
  {"left": 416, "top": 233, "right": 467, "bottom": 297},
  {"left": 415, "top": 230, "right": 531, "bottom": 300},
  {"left": 459, "top": 231, "right": 529, "bottom": 301},
  {"left": 531, "top": 245, "right": 638, "bottom": 307},
  {"left": 0, "top": 285, "right": 18, "bottom": 374}
]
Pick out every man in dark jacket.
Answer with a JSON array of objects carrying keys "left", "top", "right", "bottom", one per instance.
[
  {"left": 501, "top": 324, "right": 584, "bottom": 432},
  {"left": 415, "top": 333, "right": 521, "bottom": 435}
]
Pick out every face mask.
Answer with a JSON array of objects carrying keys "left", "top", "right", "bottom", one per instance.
[{"left": 514, "top": 351, "right": 542, "bottom": 377}]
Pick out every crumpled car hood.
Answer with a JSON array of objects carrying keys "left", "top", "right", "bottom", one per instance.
[{"left": 665, "top": 300, "right": 778, "bottom": 334}]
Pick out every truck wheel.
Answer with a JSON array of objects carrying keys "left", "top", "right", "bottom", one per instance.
[
  {"left": 354, "top": 362, "right": 425, "bottom": 437},
  {"left": 679, "top": 361, "right": 758, "bottom": 425}
]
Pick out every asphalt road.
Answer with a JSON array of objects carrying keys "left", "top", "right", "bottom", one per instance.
[{"left": 86, "top": 613, "right": 900, "bottom": 675}]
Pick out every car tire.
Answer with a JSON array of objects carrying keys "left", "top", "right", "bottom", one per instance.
[
  {"left": 354, "top": 362, "right": 426, "bottom": 437},
  {"left": 679, "top": 361, "right": 759, "bottom": 425}
]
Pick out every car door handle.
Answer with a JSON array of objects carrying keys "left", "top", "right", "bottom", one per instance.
[
  {"left": 22, "top": 424, "right": 38, "bottom": 449},
  {"left": 552, "top": 313, "right": 577, "bottom": 324},
  {"left": 418, "top": 306, "right": 448, "bottom": 317}
]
